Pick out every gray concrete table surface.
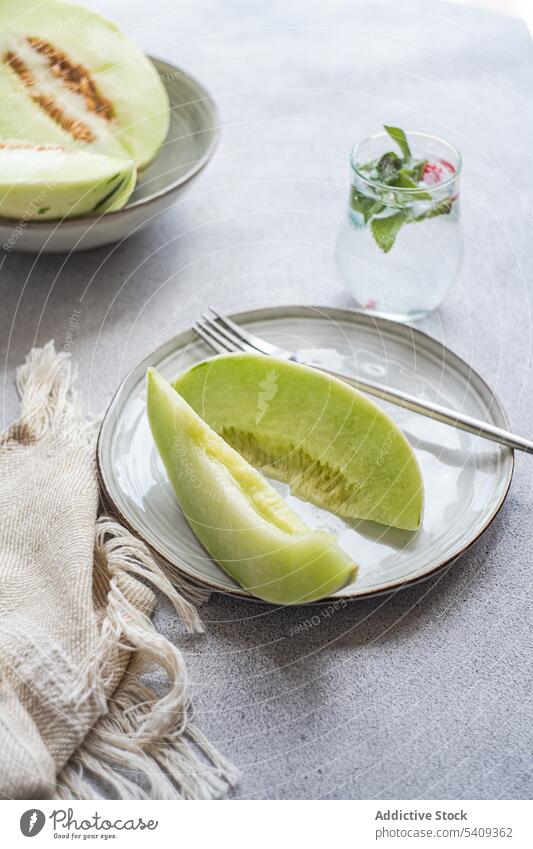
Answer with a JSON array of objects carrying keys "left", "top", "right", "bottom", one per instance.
[{"left": 1, "top": 0, "right": 532, "bottom": 799}]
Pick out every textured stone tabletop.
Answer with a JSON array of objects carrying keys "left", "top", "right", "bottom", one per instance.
[{"left": 1, "top": 0, "right": 532, "bottom": 799}]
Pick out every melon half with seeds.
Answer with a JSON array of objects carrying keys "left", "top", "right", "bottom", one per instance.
[{"left": 0, "top": 0, "right": 169, "bottom": 219}]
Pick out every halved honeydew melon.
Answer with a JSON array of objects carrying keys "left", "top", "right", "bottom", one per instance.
[
  {"left": 0, "top": 144, "right": 136, "bottom": 219},
  {"left": 146, "top": 368, "right": 358, "bottom": 604},
  {"left": 173, "top": 353, "right": 424, "bottom": 531},
  {"left": 0, "top": 0, "right": 169, "bottom": 169}
]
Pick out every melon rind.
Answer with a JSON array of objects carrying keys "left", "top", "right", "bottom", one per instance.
[{"left": 0, "top": 146, "right": 136, "bottom": 219}]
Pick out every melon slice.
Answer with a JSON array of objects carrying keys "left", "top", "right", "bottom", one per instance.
[
  {"left": 0, "top": 0, "right": 169, "bottom": 169},
  {"left": 147, "top": 368, "right": 358, "bottom": 604},
  {"left": 0, "top": 144, "right": 136, "bottom": 219},
  {"left": 173, "top": 354, "right": 424, "bottom": 531}
]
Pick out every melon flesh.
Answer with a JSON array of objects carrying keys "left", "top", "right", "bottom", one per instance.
[
  {"left": 147, "top": 368, "right": 358, "bottom": 604},
  {"left": 0, "top": 145, "right": 136, "bottom": 219},
  {"left": 173, "top": 354, "right": 424, "bottom": 531},
  {"left": 0, "top": 0, "right": 169, "bottom": 169}
]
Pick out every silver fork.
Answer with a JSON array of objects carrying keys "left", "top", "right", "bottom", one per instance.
[{"left": 193, "top": 308, "right": 533, "bottom": 454}]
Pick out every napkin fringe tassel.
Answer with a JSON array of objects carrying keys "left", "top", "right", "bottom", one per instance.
[
  {"left": 55, "top": 518, "right": 239, "bottom": 800},
  {"left": 12, "top": 340, "right": 95, "bottom": 444}
]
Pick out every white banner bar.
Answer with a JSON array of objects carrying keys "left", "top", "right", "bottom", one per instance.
[{"left": 3, "top": 799, "right": 531, "bottom": 847}]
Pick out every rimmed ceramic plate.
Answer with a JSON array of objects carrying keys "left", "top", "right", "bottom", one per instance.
[{"left": 98, "top": 306, "right": 513, "bottom": 602}]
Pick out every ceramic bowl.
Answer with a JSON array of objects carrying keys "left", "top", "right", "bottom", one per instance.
[{"left": 0, "top": 58, "right": 220, "bottom": 254}]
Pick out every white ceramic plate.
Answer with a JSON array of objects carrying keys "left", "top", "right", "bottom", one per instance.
[
  {"left": 98, "top": 306, "right": 513, "bottom": 602},
  {"left": 0, "top": 58, "right": 219, "bottom": 253}
]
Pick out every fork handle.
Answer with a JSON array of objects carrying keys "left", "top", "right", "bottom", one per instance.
[{"left": 300, "top": 362, "right": 532, "bottom": 454}]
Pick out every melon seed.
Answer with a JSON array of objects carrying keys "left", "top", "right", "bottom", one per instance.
[
  {"left": 27, "top": 37, "right": 114, "bottom": 121},
  {"left": 4, "top": 36, "right": 115, "bottom": 143}
]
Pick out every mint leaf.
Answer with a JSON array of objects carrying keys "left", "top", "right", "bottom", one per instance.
[
  {"left": 371, "top": 213, "right": 406, "bottom": 253},
  {"left": 412, "top": 198, "right": 453, "bottom": 222},
  {"left": 384, "top": 125, "right": 411, "bottom": 161},
  {"left": 370, "top": 199, "right": 454, "bottom": 251},
  {"left": 425, "top": 198, "right": 453, "bottom": 219},
  {"left": 389, "top": 170, "right": 432, "bottom": 199},
  {"left": 377, "top": 150, "right": 402, "bottom": 182},
  {"left": 410, "top": 159, "right": 427, "bottom": 182},
  {"left": 350, "top": 189, "right": 384, "bottom": 223},
  {"left": 358, "top": 128, "right": 455, "bottom": 252}
]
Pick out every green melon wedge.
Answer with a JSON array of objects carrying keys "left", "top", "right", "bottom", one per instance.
[
  {"left": 173, "top": 353, "right": 424, "bottom": 531},
  {"left": 0, "top": 144, "right": 136, "bottom": 219},
  {"left": 146, "top": 368, "right": 358, "bottom": 604}
]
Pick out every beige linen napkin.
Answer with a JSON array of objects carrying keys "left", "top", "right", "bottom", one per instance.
[{"left": 0, "top": 342, "right": 238, "bottom": 800}]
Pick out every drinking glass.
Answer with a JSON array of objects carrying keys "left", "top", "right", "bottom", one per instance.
[{"left": 336, "top": 131, "right": 463, "bottom": 322}]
